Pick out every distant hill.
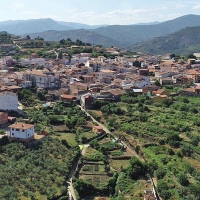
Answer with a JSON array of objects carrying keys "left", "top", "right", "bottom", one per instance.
[
  {"left": 2, "top": 14, "right": 200, "bottom": 48},
  {"left": 92, "top": 14, "right": 200, "bottom": 44},
  {"left": 26, "top": 29, "right": 125, "bottom": 47},
  {"left": 134, "top": 21, "right": 160, "bottom": 25},
  {"left": 0, "top": 19, "right": 73, "bottom": 35},
  {"left": 129, "top": 26, "right": 200, "bottom": 55},
  {"left": 0, "top": 31, "right": 12, "bottom": 44},
  {"left": 56, "top": 21, "right": 107, "bottom": 29}
]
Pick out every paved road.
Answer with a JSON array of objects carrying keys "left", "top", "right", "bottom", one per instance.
[
  {"left": 15, "top": 44, "right": 22, "bottom": 49},
  {"left": 67, "top": 144, "right": 89, "bottom": 200},
  {"left": 79, "top": 106, "right": 110, "bottom": 134},
  {"left": 54, "top": 51, "right": 59, "bottom": 59}
]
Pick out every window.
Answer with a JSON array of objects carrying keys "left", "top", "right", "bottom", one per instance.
[
  {"left": 12, "top": 128, "right": 14, "bottom": 131},
  {"left": 28, "top": 134, "right": 29, "bottom": 137},
  {"left": 12, "top": 133, "right": 14, "bottom": 136},
  {"left": 16, "top": 129, "right": 19, "bottom": 131},
  {"left": 22, "top": 130, "right": 25, "bottom": 132}
]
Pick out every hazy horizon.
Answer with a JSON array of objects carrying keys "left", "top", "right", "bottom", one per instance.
[
  {"left": 0, "top": 0, "right": 200, "bottom": 25},
  {"left": 0, "top": 17, "right": 162, "bottom": 26}
]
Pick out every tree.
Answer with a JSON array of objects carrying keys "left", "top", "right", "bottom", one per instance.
[
  {"left": 58, "top": 52, "right": 63, "bottom": 59},
  {"left": 73, "top": 178, "right": 96, "bottom": 197},
  {"left": 154, "top": 79, "right": 161, "bottom": 86},
  {"left": 37, "top": 91, "right": 46, "bottom": 101},
  {"left": 126, "top": 157, "right": 147, "bottom": 179},
  {"left": 26, "top": 35, "right": 30, "bottom": 40},
  {"left": 157, "top": 180, "right": 172, "bottom": 200},
  {"left": 178, "top": 174, "right": 189, "bottom": 186},
  {"left": 187, "top": 54, "right": 196, "bottom": 59},
  {"left": 189, "top": 183, "right": 200, "bottom": 198},
  {"left": 59, "top": 39, "right": 65, "bottom": 45},
  {"left": 155, "top": 167, "right": 166, "bottom": 179},
  {"left": 148, "top": 159, "right": 158, "bottom": 174},
  {"left": 0, "top": 136, "right": 9, "bottom": 146},
  {"left": 181, "top": 144, "right": 193, "bottom": 157}
]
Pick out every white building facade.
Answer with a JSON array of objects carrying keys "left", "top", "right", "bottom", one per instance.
[
  {"left": 8, "top": 123, "right": 34, "bottom": 141},
  {"left": 21, "top": 58, "right": 46, "bottom": 67},
  {"left": 0, "top": 92, "right": 18, "bottom": 111}
]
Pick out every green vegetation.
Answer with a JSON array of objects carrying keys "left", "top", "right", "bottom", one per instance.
[
  {"left": 84, "top": 147, "right": 106, "bottom": 162},
  {"left": 131, "top": 26, "right": 200, "bottom": 55},
  {"left": 0, "top": 137, "right": 79, "bottom": 200},
  {"left": 0, "top": 31, "right": 12, "bottom": 44},
  {"left": 88, "top": 93, "right": 200, "bottom": 200}
]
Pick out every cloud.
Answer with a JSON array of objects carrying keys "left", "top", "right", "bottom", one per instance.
[
  {"left": 69, "top": 9, "right": 76, "bottom": 13},
  {"left": 21, "top": 11, "right": 39, "bottom": 17},
  {"left": 192, "top": 4, "right": 200, "bottom": 9},
  {"left": 13, "top": 3, "right": 24, "bottom": 8},
  {"left": 68, "top": 7, "right": 169, "bottom": 25},
  {"left": 167, "top": 1, "right": 200, "bottom": 9}
]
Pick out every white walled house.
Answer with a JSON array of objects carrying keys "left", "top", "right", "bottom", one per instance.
[
  {"left": 8, "top": 123, "right": 34, "bottom": 142},
  {"left": 21, "top": 58, "right": 46, "bottom": 67},
  {"left": 100, "top": 69, "right": 116, "bottom": 78},
  {"left": 23, "top": 70, "right": 61, "bottom": 89},
  {"left": 134, "top": 77, "right": 152, "bottom": 88},
  {"left": 0, "top": 91, "right": 18, "bottom": 111},
  {"left": 20, "top": 81, "right": 32, "bottom": 88}
]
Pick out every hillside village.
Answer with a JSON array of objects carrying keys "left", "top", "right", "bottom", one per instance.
[
  {"left": 0, "top": 34, "right": 200, "bottom": 200},
  {"left": 1, "top": 36, "right": 200, "bottom": 108}
]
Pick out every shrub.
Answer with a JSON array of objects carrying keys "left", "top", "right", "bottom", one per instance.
[
  {"left": 126, "top": 157, "right": 147, "bottom": 180},
  {"left": 155, "top": 168, "right": 166, "bottom": 179},
  {"left": 178, "top": 174, "right": 189, "bottom": 186}
]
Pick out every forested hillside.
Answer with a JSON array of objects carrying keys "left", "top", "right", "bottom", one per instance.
[
  {"left": 0, "top": 31, "right": 12, "bottom": 44},
  {"left": 0, "top": 137, "right": 79, "bottom": 199},
  {"left": 93, "top": 14, "right": 200, "bottom": 44},
  {"left": 26, "top": 29, "right": 125, "bottom": 47},
  {"left": 130, "top": 26, "right": 200, "bottom": 55}
]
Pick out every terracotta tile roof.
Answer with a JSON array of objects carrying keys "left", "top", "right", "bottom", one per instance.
[
  {"left": 183, "top": 88, "right": 196, "bottom": 93},
  {"left": 9, "top": 123, "right": 34, "bottom": 130},
  {"left": 160, "top": 95, "right": 168, "bottom": 98},
  {"left": 195, "top": 86, "right": 200, "bottom": 90},
  {"left": 61, "top": 94, "right": 76, "bottom": 99},
  {"left": 187, "top": 70, "right": 200, "bottom": 75},
  {"left": 153, "top": 89, "right": 165, "bottom": 94},
  {"left": 107, "top": 89, "right": 126, "bottom": 96},
  {"left": 93, "top": 126, "right": 103, "bottom": 130},
  {"left": 101, "top": 69, "right": 115, "bottom": 73}
]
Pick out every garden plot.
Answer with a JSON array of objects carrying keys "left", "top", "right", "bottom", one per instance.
[{"left": 79, "top": 174, "right": 111, "bottom": 187}]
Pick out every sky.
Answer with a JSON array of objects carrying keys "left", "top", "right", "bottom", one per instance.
[{"left": 1, "top": 0, "right": 200, "bottom": 25}]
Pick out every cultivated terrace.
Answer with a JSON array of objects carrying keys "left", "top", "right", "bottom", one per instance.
[{"left": 0, "top": 33, "right": 199, "bottom": 200}]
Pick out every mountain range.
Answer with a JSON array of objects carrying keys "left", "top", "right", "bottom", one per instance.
[
  {"left": 24, "top": 29, "right": 124, "bottom": 48},
  {"left": 0, "top": 18, "right": 107, "bottom": 35},
  {"left": 129, "top": 26, "right": 200, "bottom": 55},
  {"left": 0, "top": 18, "right": 74, "bottom": 35},
  {"left": 1, "top": 14, "right": 200, "bottom": 53},
  {"left": 92, "top": 14, "right": 200, "bottom": 44},
  {"left": 56, "top": 21, "right": 107, "bottom": 29}
]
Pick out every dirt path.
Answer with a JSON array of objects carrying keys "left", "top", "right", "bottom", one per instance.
[
  {"left": 79, "top": 106, "right": 159, "bottom": 200},
  {"left": 79, "top": 106, "right": 141, "bottom": 159},
  {"left": 67, "top": 144, "right": 89, "bottom": 200}
]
